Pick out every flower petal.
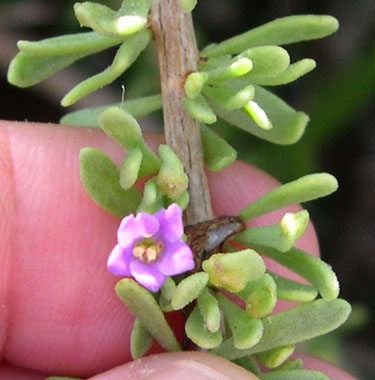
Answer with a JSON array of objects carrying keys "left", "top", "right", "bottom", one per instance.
[
  {"left": 117, "top": 212, "right": 160, "bottom": 248},
  {"left": 158, "top": 241, "right": 194, "bottom": 276},
  {"left": 129, "top": 260, "right": 166, "bottom": 292},
  {"left": 107, "top": 244, "right": 132, "bottom": 276},
  {"left": 154, "top": 203, "right": 184, "bottom": 243}
]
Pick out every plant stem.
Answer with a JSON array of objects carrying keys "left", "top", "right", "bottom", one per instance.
[{"left": 150, "top": 0, "right": 213, "bottom": 225}]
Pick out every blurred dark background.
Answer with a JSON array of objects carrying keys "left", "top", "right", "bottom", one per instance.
[{"left": 0, "top": 1, "right": 374, "bottom": 378}]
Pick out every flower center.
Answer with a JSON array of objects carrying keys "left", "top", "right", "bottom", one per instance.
[{"left": 132, "top": 239, "right": 164, "bottom": 264}]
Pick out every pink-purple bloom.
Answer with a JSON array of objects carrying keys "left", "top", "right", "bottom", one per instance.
[{"left": 107, "top": 203, "right": 194, "bottom": 292}]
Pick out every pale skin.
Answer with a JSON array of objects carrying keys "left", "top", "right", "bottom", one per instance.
[{"left": 0, "top": 121, "right": 357, "bottom": 379}]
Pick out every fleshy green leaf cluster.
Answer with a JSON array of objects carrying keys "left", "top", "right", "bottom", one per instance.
[
  {"left": 8, "top": 0, "right": 152, "bottom": 106},
  {"left": 120, "top": 171, "right": 350, "bottom": 380},
  {"left": 7, "top": 5, "right": 351, "bottom": 379},
  {"left": 181, "top": 15, "right": 339, "bottom": 145}
]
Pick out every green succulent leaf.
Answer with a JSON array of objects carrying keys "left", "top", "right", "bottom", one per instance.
[
  {"left": 238, "top": 46, "right": 290, "bottom": 83},
  {"left": 212, "top": 298, "right": 351, "bottom": 359},
  {"left": 137, "top": 178, "right": 165, "bottom": 213},
  {"left": 268, "top": 271, "right": 318, "bottom": 303},
  {"left": 243, "top": 100, "right": 273, "bottom": 130},
  {"left": 202, "top": 15, "right": 339, "bottom": 57},
  {"left": 60, "top": 95, "right": 163, "bottom": 127},
  {"left": 171, "top": 190, "right": 190, "bottom": 211},
  {"left": 200, "top": 124, "right": 237, "bottom": 171},
  {"left": 202, "top": 249, "right": 265, "bottom": 293},
  {"left": 252, "top": 245, "right": 339, "bottom": 301},
  {"left": 254, "top": 345, "right": 295, "bottom": 369},
  {"left": 116, "top": 278, "right": 181, "bottom": 352},
  {"left": 185, "top": 305, "right": 223, "bottom": 349},
  {"left": 79, "top": 147, "right": 141, "bottom": 217},
  {"left": 258, "top": 58, "right": 316, "bottom": 86},
  {"left": 8, "top": 51, "right": 87, "bottom": 88},
  {"left": 234, "top": 210, "right": 309, "bottom": 252},
  {"left": 119, "top": 148, "right": 143, "bottom": 190},
  {"left": 130, "top": 318, "right": 153, "bottom": 359},
  {"left": 202, "top": 84, "right": 255, "bottom": 111},
  {"left": 98, "top": 107, "right": 160, "bottom": 176},
  {"left": 185, "top": 72, "right": 208, "bottom": 99},
  {"left": 236, "top": 274, "right": 277, "bottom": 318},
  {"left": 197, "top": 287, "right": 221, "bottom": 333},
  {"left": 204, "top": 58, "right": 253, "bottom": 84},
  {"left": 17, "top": 31, "right": 123, "bottom": 57},
  {"left": 157, "top": 145, "right": 189, "bottom": 199},
  {"left": 208, "top": 85, "right": 309, "bottom": 145},
  {"left": 171, "top": 272, "right": 208, "bottom": 310},
  {"left": 61, "top": 30, "right": 151, "bottom": 106},
  {"left": 160, "top": 277, "right": 177, "bottom": 301},
  {"left": 74, "top": 0, "right": 151, "bottom": 37},
  {"left": 183, "top": 95, "right": 217, "bottom": 124},
  {"left": 238, "top": 173, "right": 338, "bottom": 221},
  {"left": 217, "top": 294, "right": 263, "bottom": 349}
]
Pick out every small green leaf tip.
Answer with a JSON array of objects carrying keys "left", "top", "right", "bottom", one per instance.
[
  {"left": 130, "top": 319, "right": 153, "bottom": 359},
  {"left": 116, "top": 278, "right": 181, "bottom": 352},
  {"left": 202, "top": 84, "right": 255, "bottom": 111},
  {"left": 239, "top": 173, "right": 338, "bottom": 221},
  {"left": 238, "top": 46, "right": 290, "bottom": 83},
  {"left": 8, "top": 52, "right": 86, "bottom": 88},
  {"left": 202, "top": 249, "right": 265, "bottom": 292},
  {"left": 202, "top": 15, "right": 339, "bottom": 58},
  {"left": 137, "top": 178, "right": 164, "bottom": 213},
  {"left": 254, "top": 345, "right": 295, "bottom": 369},
  {"left": 99, "top": 106, "right": 160, "bottom": 176},
  {"left": 237, "top": 274, "right": 277, "bottom": 318},
  {"left": 268, "top": 271, "right": 318, "bottom": 303},
  {"left": 119, "top": 148, "right": 143, "bottom": 190},
  {"left": 74, "top": 1, "right": 149, "bottom": 37},
  {"left": 185, "top": 72, "right": 208, "bottom": 99},
  {"left": 183, "top": 95, "right": 217, "bottom": 124},
  {"left": 79, "top": 147, "right": 141, "bottom": 217},
  {"left": 157, "top": 145, "right": 189, "bottom": 199},
  {"left": 200, "top": 124, "right": 237, "bottom": 172},
  {"left": 243, "top": 101, "right": 273, "bottom": 130},
  {"left": 171, "top": 272, "right": 208, "bottom": 310},
  {"left": 205, "top": 58, "right": 253, "bottom": 84},
  {"left": 217, "top": 294, "right": 263, "bottom": 349},
  {"left": 235, "top": 210, "right": 309, "bottom": 253},
  {"left": 258, "top": 58, "right": 316, "bottom": 86},
  {"left": 180, "top": 0, "right": 198, "bottom": 13},
  {"left": 186, "top": 305, "right": 223, "bottom": 349},
  {"left": 197, "top": 287, "right": 221, "bottom": 333}
]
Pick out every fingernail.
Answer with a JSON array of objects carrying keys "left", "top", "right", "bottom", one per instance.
[{"left": 143, "top": 359, "right": 232, "bottom": 380}]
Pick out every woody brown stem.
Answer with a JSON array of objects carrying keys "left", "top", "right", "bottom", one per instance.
[{"left": 150, "top": 0, "right": 214, "bottom": 225}]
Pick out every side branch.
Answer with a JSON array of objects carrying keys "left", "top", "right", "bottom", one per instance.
[{"left": 150, "top": 0, "right": 213, "bottom": 224}]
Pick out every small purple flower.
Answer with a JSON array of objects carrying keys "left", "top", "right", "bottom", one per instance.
[{"left": 107, "top": 203, "right": 194, "bottom": 292}]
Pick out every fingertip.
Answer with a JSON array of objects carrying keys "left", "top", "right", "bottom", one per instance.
[{"left": 89, "top": 352, "right": 258, "bottom": 380}]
